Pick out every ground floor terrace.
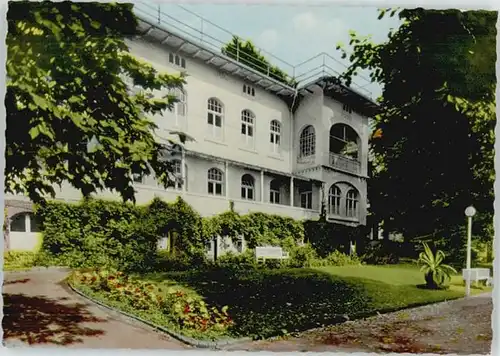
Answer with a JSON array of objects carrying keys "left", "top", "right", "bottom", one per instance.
[{"left": 4, "top": 148, "right": 367, "bottom": 225}]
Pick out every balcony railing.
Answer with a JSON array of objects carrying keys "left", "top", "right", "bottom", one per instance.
[
  {"left": 297, "top": 154, "right": 315, "bottom": 164},
  {"left": 329, "top": 153, "right": 361, "bottom": 175}
]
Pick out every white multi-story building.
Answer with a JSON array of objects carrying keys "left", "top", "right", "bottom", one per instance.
[{"left": 4, "top": 11, "right": 378, "bottom": 252}]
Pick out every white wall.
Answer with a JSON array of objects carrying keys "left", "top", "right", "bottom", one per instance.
[
  {"left": 292, "top": 86, "right": 324, "bottom": 172},
  {"left": 125, "top": 38, "right": 293, "bottom": 174}
]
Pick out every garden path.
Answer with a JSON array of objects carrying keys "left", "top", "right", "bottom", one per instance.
[
  {"left": 222, "top": 291, "right": 493, "bottom": 354},
  {"left": 2, "top": 270, "right": 189, "bottom": 349}
]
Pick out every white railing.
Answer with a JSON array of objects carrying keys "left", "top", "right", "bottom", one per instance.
[
  {"left": 329, "top": 153, "right": 361, "bottom": 175},
  {"left": 297, "top": 155, "right": 316, "bottom": 164}
]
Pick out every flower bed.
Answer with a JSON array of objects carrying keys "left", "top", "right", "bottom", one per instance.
[{"left": 68, "top": 269, "right": 234, "bottom": 341}]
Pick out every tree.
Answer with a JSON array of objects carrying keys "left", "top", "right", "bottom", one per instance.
[
  {"left": 337, "top": 9, "right": 496, "bottom": 250},
  {"left": 6, "top": 1, "right": 188, "bottom": 204},
  {"left": 221, "top": 36, "right": 297, "bottom": 87}
]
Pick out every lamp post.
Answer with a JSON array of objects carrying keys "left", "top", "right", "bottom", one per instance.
[{"left": 464, "top": 205, "right": 477, "bottom": 297}]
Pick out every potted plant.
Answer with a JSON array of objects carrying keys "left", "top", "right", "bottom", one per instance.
[{"left": 418, "top": 242, "right": 457, "bottom": 289}]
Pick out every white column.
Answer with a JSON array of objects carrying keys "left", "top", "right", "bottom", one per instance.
[
  {"left": 290, "top": 176, "right": 294, "bottom": 207},
  {"left": 181, "top": 149, "right": 186, "bottom": 193},
  {"left": 260, "top": 170, "right": 265, "bottom": 202},
  {"left": 321, "top": 182, "right": 326, "bottom": 214},
  {"left": 225, "top": 161, "right": 229, "bottom": 198}
]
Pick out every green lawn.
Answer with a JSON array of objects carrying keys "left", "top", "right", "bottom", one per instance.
[{"left": 136, "top": 264, "right": 490, "bottom": 339}]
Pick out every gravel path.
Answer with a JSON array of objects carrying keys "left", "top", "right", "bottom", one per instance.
[
  {"left": 223, "top": 293, "right": 492, "bottom": 354},
  {"left": 2, "top": 270, "right": 188, "bottom": 349}
]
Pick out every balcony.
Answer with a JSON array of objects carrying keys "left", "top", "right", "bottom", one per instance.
[{"left": 329, "top": 153, "right": 361, "bottom": 175}]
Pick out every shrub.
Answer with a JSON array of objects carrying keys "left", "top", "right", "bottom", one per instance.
[
  {"left": 155, "top": 250, "right": 209, "bottom": 272},
  {"left": 215, "top": 249, "right": 256, "bottom": 270},
  {"left": 167, "top": 290, "right": 233, "bottom": 332},
  {"left": 70, "top": 268, "right": 233, "bottom": 335},
  {"left": 3, "top": 251, "right": 37, "bottom": 270},
  {"left": 37, "top": 197, "right": 207, "bottom": 272},
  {"left": 324, "top": 250, "right": 362, "bottom": 266},
  {"left": 304, "top": 218, "right": 369, "bottom": 257},
  {"left": 38, "top": 199, "right": 150, "bottom": 271},
  {"left": 287, "top": 243, "right": 318, "bottom": 268},
  {"left": 360, "top": 240, "right": 401, "bottom": 265}
]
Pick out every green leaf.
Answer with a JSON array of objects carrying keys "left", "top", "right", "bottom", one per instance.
[{"left": 29, "top": 126, "right": 40, "bottom": 139}]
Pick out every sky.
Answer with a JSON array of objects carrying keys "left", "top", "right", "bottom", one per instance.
[{"left": 132, "top": 2, "right": 403, "bottom": 99}]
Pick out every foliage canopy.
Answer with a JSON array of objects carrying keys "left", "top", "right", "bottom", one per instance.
[
  {"left": 337, "top": 9, "right": 496, "bottom": 245},
  {"left": 6, "top": 1, "right": 187, "bottom": 204}
]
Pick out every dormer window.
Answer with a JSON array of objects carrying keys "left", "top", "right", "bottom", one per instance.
[
  {"left": 169, "top": 53, "right": 186, "bottom": 69},
  {"left": 243, "top": 84, "right": 256, "bottom": 97}
]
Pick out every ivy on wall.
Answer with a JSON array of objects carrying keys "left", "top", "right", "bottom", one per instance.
[{"left": 33, "top": 197, "right": 367, "bottom": 270}]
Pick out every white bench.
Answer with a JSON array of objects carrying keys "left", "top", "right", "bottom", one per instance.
[
  {"left": 255, "top": 246, "right": 289, "bottom": 262},
  {"left": 462, "top": 268, "right": 492, "bottom": 286}
]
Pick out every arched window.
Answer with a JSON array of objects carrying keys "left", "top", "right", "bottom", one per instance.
[
  {"left": 241, "top": 174, "right": 255, "bottom": 200},
  {"left": 207, "top": 168, "right": 224, "bottom": 196},
  {"left": 241, "top": 110, "right": 255, "bottom": 147},
  {"left": 328, "top": 184, "right": 341, "bottom": 215},
  {"left": 329, "top": 124, "right": 359, "bottom": 160},
  {"left": 270, "top": 120, "right": 281, "bottom": 154},
  {"left": 270, "top": 179, "right": 281, "bottom": 204},
  {"left": 9, "top": 212, "right": 40, "bottom": 233},
  {"left": 299, "top": 125, "right": 316, "bottom": 157},
  {"left": 346, "top": 189, "right": 359, "bottom": 218},
  {"left": 207, "top": 98, "right": 224, "bottom": 139}
]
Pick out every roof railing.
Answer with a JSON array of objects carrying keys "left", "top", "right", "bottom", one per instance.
[{"left": 132, "top": 1, "right": 373, "bottom": 99}]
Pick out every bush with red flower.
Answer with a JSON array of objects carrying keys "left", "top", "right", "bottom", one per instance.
[{"left": 69, "top": 269, "right": 233, "bottom": 335}]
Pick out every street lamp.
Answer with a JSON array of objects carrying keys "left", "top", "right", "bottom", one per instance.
[{"left": 464, "top": 205, "right": 477, "bottom": 297}]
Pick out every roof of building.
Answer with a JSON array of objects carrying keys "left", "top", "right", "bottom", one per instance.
[{"left": 133, "top": 6, "right": 380, "bottom": 117}]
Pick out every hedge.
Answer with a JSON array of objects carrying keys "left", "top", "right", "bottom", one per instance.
[{"left": 31, "top": 197, "right": 368, "bottom": 271}]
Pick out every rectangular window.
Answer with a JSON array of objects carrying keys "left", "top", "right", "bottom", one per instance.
[
  {"left": 243, "top": 84, "right": 255, "bottom": 97},
  {"left": 270, "top": 190, "right": 280, "bottom": 204},
  {"left": 169, "top": 53, "right": 187, "bottom": 69},
  {"left": 241, "top": 186, "right": 254, "bottom": 200},
  {"left": 209, "top": 181, "right": 223, "bottom": 196},
  {"left": 270, "top": 133, "right": 280, "bottom": 153},
  {"left": 300, "top": 191, "right": 313, "bottom": 209},
  {"left": 342, "top": 103, "right": 353, "bottom": 114},
  {"left": 236, "top": 237, "right": 244, "bottom": 252}
]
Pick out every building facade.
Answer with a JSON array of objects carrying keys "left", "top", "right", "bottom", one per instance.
[{"left": 4, "top": 14, "right": 378, "bottom": 252}]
